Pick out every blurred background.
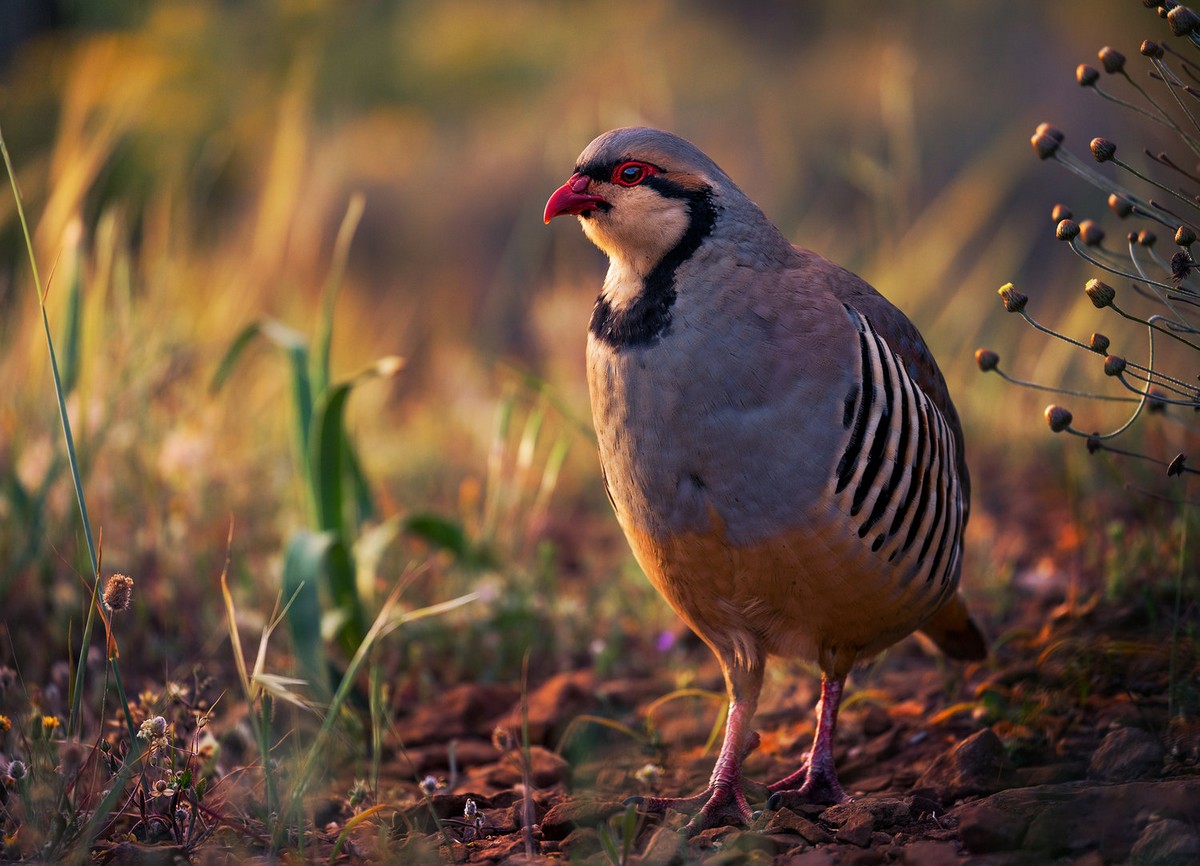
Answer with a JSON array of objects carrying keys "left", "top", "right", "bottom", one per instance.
[{"left": 0, "top": 0, "right": 1179, "bottom": 685}]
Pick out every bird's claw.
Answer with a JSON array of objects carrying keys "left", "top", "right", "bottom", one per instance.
[
  {"left": 627, "top": 784, "right": 753, "bottom": 835},
  {"left": 765, "top": 774, "right": 850, "bottom": 812}
]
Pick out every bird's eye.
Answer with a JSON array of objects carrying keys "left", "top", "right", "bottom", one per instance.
[{"left": 612, "top": 161, "right": 656, "bottom": 187}]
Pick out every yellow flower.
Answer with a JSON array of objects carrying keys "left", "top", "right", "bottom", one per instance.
[
  {"left": 42, "top": 715, "right": 60, "bottom": 731},
  {"left": 0, "top": 715, "right": 11, "bottom": 732}
]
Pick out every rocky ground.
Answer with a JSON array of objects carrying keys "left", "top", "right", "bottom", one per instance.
[{"left": 366, "top": 581, "right": 1200, "bottom": 866}]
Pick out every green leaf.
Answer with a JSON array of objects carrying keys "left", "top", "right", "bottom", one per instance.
[
  {"left": 209, "top": 322, "right": 263, "bottom": 395},
  {"left": 282, "top": 531, "right": 333, "bottom": 696},
  {"left": 404, "top": 512, "right": 470, "bottom": 559},
  {"left": 309, "top": 382, "right": 353, "bottom": 539}
]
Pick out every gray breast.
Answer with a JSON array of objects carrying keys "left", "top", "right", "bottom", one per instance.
[{"left": 586, "top": 287, "right": 855, "bottom": 547}]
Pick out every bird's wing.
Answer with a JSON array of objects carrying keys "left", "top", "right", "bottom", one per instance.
[{"left": 791, "top": 247, "right": 971, "bottom": 512}]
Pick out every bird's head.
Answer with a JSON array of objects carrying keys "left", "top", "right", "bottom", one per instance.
[{"left": 543, "top": 127, "right": 725, "bottom": 277}]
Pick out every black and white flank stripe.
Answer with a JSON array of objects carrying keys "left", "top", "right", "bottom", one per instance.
[{"left": 833, "top": 305, "right": 965, "bottom": 590}]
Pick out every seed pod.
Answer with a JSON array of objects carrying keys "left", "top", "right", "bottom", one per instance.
[
  {"left": 1079, "top": 220, "right": 1105, "bottom": 246},
  {"left": 1171, "top": 250, "right": 1193, "bottom": 280},
  {"left": 1077, "top": 64, "right": 1100, "bottom": 86},
  {"left": 103, "top": 574, "right": 134, "bottom": 612},
  {"left": 1176, "top": 224, "right": 1197, "bottom": 246},
  {"left": 1085, "top": 278, "right": 1116, "bottom": 308},
  {"left": 974, "top": 348, "right": 1000, "bottom": 372},
  {"left": 1137, "top": 229, "right": 1157, "bottom": 247},
  {"left": 1108, "top": 194, "right": 1133, "bottom": 218},
  {"left": 1169, "top": 5, "right": 1200, "bottom": 35},
  {"left": 1035, "top": 122, "right": 1065, "bottom": 142},
  {"left": 998, "top": 283, "right": 1028, "bottom": 313},
  {"left": 1056, "top": 219, "right": 1080, "bottom": 241},
  {"left": 1045, "top": 404, "right": 1073, "bottom": 432},
  {"left": 1098, "top": 46, "right": 1126, "bottom": 74},
  {"left": 1141, "top": 39, "right": 1165, "bottom": 58},
  {"left": 1147, "top": 387, "right": 1168, "bottom": 412},
  {"left": 1051, "top": 203, "right": 1073, "bottom": 222},
  {"left": 1031, "top": 131, "right": 1061, "bottom": 160},
  {"left": 1088, "top": 333, "right": 1111, "bottom": 354},
  {"left": 1090, "top": 138, "right": 1117, "bottom": 162},
  {"left": 1087, "top": 436, "right": 1102, "bottom": 454},
  {"left": 1103, "top": 355, "right": 1127, "bottom": 376}
]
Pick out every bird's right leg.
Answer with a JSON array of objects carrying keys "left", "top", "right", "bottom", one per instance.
[{"left": 628, "top": 660, "right": 763, "bottom": 833}]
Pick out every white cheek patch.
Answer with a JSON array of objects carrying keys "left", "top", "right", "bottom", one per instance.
[{"left": 582, "top": 186, "right": 691, "bottom": 312}]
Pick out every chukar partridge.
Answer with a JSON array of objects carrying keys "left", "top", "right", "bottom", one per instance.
[{"left": 544, "top": 127, "right": 985, "bottom": 830}]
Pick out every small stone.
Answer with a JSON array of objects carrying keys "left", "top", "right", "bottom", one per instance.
[
  {"left": 559, "top": 827, "right": 603, "bottom": 858},
  {"left": 637, "top": 825, "right": 688, "bottom": 866},
  {"left": 765, "top": 808, "right": 835, "bottom": 845},
  {"left": 958, "top": 804, "right": 1029, "bottom": 853},
  {"left": 485, "top": 745, "right": 571, "bottom": 788},
  {"left": 1131, "top": 818, "right": 1200, "bottom": 866},
  {"left": 901, "top": 840, "right": 963, "bottom": 866},
  {"left": 836, "top": 809, "right": 875, "bottom": 847},
  {"left": 913, "top": 728, "right": 1020, "bottom": 801},
  {"left": 1089, "top": 728, "right": 1164, "bottom": 782},
  {"left": 539, "top": 798, "right": 627, "bottom": 840}
]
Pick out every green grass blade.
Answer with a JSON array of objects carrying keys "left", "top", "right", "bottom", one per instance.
[
  {"left": 209, "top": 321, "right": 264, "bottom": 394},
  {"left": 2, "top": 123, "right": 102, "bottom": 739},
  {"left": 313, "top": 192, "right": 365, "bottom": 398},
  {"left": 309, "top": 381, "right": 351, "bottom": 538}
]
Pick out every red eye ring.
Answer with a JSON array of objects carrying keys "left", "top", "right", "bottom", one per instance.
[{"left": 611, "top": 161, "right": 658, "bottom": 187}]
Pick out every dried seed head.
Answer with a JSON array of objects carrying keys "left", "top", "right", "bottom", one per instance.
[
  {"left": 1035, "top": 122, "right": 1065, "bottom": 142},
  {"left": 1141, "top": 39, "right": 1165, "bottom": 58},
  {"left": 1088, "top": 333, "right": 1111, "bottom": 354},
  {"left": 1032, "top": 131, "right": 1061, "bottom": 160},
  {"left": 1098, "top": 46, "right": 1126, "bottom": 74},
  {"left": 1108, "top": 193, "right": 1133, "bottom": 218},
  {"left": 998, "top": 283, "right": 1029, "bottom": 313},
  {"left": 975, "top": 348, "right": 1000, "bottom": 372},
  {"left": 1045, "top": 404, "right": 1074, "bottom": 432},
  {"left": 1090, "top": 137, "right": 1117, "bottom": 162},
  {"left": 1169, "top": 5, "right": 1200, "bottom": 35},
  {"left": 1051, "top": 203, "right": 1073, "bottom": 222},
  {"left": 103, "top": 574, "right": 134, "bottom": 612},
  {"left": 1079, "top": 220, "right": 1105, "bottom": 246},
  {"left": 1147, "top": 387, "right": 1168, "bottom": 412},
  {"left": 1168, "top": 453, "right": 1188, "bottom": 476},
  {"left": 1138, "top": 229, "right": 1158, "bottom": 247},
  {"left": 1171, "top": 250, "right": 1193, "bottom": 280},
  {"left": 1085, "top": 278, "right": 1116, "bottom": 308},
  {"left": 1103, "top": 354, "right": 1127, "bottom": 376},
  {"left": 1056, "top": 219, "right": 1080, "bottom": 241},
  {"left": 1176, "top": 225, "right": 1197, "bottom": 246},
  {"left": 1077, "top": 64, "right": 1100, "bottom": 86},
  {"left": 7, "top": 759, "right": 26, "bottom": 780},
  {"left": 491, "top": 725, "right": 517, "bottom": 752},
  {"left": 463, "top": 798, "right": 478, "bottom": 818}
]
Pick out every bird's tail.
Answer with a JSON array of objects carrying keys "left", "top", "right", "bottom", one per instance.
[{"left": 919, "top": 592, "right": 987, "bottom": 661}]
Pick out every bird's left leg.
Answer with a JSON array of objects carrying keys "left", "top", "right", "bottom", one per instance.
[
  {"left": 766, "top": 673, "right": 850, "bottom": 808},
  {"left": 629, "top": 660, "right": 763, "bottom": 832}
]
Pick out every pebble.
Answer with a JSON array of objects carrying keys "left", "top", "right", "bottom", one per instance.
[{"left": 1088, "top": 727, "right": 1164, "bottom": 782}]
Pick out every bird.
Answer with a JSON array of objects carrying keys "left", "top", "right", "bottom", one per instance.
[{"left": 543, "top": 127, "right": 986, "bottom": 832}]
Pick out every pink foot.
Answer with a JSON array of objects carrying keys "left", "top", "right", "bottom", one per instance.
[
  {"left": 628, "top": 781, "right": 753, "bottom": 833},
  {"left": 765, "top": 673, "right": 851, "bottom": 810}
]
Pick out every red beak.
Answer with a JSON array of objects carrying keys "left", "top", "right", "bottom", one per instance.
[{"left": 544, "top": 173, "right": 608, "bottom": 223}]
